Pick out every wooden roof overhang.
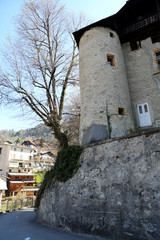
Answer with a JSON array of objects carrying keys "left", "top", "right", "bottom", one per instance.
[
  {"left": 73, "top": 15, "right": 116, "bottom": 47},
  {"left": 73, "top": 0, "right": 160, "bottom": 47}
]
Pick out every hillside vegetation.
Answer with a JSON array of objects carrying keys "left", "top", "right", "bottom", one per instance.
[{"left": 0, "top": 124, "right": 54, "bottom": 142}]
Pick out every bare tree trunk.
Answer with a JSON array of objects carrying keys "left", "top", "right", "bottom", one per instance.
[{"left": 48, "top": 119, "right": 68, "bottom": 149}]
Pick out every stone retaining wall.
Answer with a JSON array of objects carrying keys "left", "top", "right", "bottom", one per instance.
[{"left": 37, "top": 131, "right": 160, "bottom": 240}]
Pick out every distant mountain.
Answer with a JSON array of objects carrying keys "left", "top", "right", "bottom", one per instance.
[{"left": 0, "top": 124, "right": 54, "bottom": 142}]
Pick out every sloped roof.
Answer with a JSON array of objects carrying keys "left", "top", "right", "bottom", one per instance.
[
  {"left": 73, "top": 14, "right": 115, "bottom": 47},
  {"left": 73, "top": 0, "right": 158, "bottom": 46},
  {"left": 22, "top": 140, "right": 36, "bottom": 146},
  {"left": 40, "top": 151, "right": 54, "bottom": 158}
]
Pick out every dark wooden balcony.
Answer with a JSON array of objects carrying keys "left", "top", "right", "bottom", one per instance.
[{"left": 122, "top": 13, "right": 160, "bottom": 35}]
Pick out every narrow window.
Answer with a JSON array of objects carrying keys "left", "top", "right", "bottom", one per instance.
[
  {"left": 144, "top": 104, "right": 148, "bottom": 113},
  {"left": 130, "top": 41, "right": 141, "bottom": 51},
  {"left": 19, "top": 163, "right": 22, "bottom": 168},
  {"left": 155, "top": 51, "right": 160, "bottom": 71},
  {"left": 110, "top": 32, "right": 114, "bottom": 38},
  {"left": 0, "top": 148, "right": 2, "bottom": 154},
  {"left": 107, "top": 54, "right": 115, "bottom": 66},
  {"left": 14, "top": 148, "right": 16, "bottom": 151},
  {"left": 118, "top": 108, "right": 125, "bottom": 115},
  {"left": 139, "top": 105, "right": 143, "bottom": 114}
]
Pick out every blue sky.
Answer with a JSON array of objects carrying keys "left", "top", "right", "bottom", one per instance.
[{"left": 0, "top": 0, "right": 127, "bottom": 131}]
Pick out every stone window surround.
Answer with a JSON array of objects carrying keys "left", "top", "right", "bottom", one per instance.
[
  {"left": 154, "top": 49, "right": 160, "bottom": 72},
  {"left": 107, "top": 54, "right": 115, "bottom": 66}
]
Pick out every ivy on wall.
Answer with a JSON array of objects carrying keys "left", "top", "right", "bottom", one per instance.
[{"left": 35, "top": 145, "right": 83, "bottom": 208}]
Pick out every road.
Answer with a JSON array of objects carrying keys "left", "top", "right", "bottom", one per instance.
[{"left": 0, "top": 208, "right": 95, "bottom": 240}]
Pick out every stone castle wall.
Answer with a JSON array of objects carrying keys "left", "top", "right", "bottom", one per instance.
[
  {"left": 122, "top": 37, "right": 160, "bottom": 127},
  {"left": 79, "top": 26, "right": 160, "bottom": 146},
  {"left": 37, "top": 131, "right": 160, "bottom": 240}
]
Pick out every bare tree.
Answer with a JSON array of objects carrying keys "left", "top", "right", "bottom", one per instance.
[
  {"left": 63, "top": 91, "right": 80, "bottom": 145},
  {"left": 0, "top": 0, "right": 86, "bottom": 149}
]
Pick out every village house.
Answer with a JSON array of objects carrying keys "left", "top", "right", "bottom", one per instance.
[
  {"left": 0, "top": 142, "right": 34, "bottom": 175},
  {"left": 0, "top": 140, "right": 55, "bottom": 196},
  {"left": 73, "top": 0, "right": 160, "bottom": 146},
  {"left": 7, "top": 172, "right": 37, "bottom": 197},
  {"left": 22, "top": 140, "right": 36, "bottom": 149},
  {"left": 33, "top": 151, "right": 55, "bottom": 171},
  {"left": 0, "top": 142, "right": 37, "bottom": 197}
]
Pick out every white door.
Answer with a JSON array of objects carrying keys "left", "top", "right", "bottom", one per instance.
[{"left": 137, "top": 103, "right": 152, "bottom": 127}]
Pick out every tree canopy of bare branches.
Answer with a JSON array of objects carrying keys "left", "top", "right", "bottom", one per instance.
[{"left": 0, "top": 0, "right": 87, "bottom": 149}]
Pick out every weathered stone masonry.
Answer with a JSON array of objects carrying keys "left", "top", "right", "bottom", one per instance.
[{"left": 37, "top": 131, "right": 160, "bottom": 240}]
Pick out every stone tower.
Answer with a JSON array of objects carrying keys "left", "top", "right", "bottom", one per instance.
[
  {"left": 78, "top": 27, "right": 134, "bottom": 145},
  {"left": 74, "top": 0, "right": 160, "bottom": 146}
]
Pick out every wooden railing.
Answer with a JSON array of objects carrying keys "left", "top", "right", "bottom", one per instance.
[{"left": 122, "top": 13, "right": 160, "bottom": 35}]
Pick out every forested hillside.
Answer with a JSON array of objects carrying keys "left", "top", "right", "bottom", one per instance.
[{"left": 0, "top": 125, "right": 54, "bottom": 142}]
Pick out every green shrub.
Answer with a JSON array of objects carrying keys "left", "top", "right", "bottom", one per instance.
[
  {"left": 35, "top": 168, "right": 55, "bottom": 208},
  {"left": 33, "top": 170, "right": 47, "bottom": 185},
  {"left": 35, "top": 145, "right": 83, "bottom": 208}
]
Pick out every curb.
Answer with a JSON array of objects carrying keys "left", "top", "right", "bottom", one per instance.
[{"left": 0, "top": 206, "right": 35, "bottom": 214}]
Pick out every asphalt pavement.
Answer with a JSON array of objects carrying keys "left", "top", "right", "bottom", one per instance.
[{"left": 0, "top": 208, "right": 95, "bottom": 240}]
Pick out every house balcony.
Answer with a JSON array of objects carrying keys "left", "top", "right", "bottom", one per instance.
[
  {"left": 10, "top": 158, "right": 33, "bottom": 162},
  {"left": 122, "top": 13, "right": 160, "bottom": 35},
  {"left": 10, "top": 180, "right": 36, "bottom": 184},
  {"left": 8, "top": 166, "right": 33, "bottom": 170},
  {"left": 8, "top": 165, "right": 32, "bottom": 168},
  {"left": 8, "top": 165, "right": 25, "bottom": 169},
  {"left": 7, "top": 172, "right": 36, "bottom": 179},
  {"left": 10, "top": 159, "right": 24, "bottom": 163}
]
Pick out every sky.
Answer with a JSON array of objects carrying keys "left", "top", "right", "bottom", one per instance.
[{"left": 0, "top": 0, "right": 127, "bottom": 131}]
